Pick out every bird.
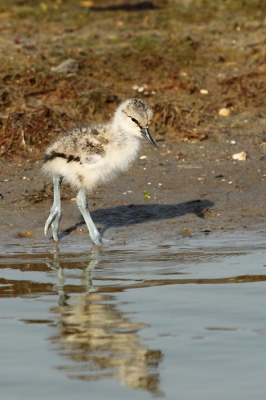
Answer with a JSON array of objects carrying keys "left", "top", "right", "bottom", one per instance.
[{"left": 42, "top": 98, "right": 158, "bottom": 245}]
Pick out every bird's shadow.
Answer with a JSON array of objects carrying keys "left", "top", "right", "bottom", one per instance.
[{"left": 60, "top": 199, "right": 214, "bottom": 239}]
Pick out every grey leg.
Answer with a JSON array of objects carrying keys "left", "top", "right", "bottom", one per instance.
[
  {"left": 76, "top": 188, "right": 109, "bottom": 246},
  {"left": 46, "top": 243, "right": 67, "bottom": 306},
  {"left": 44, "top": 174, "right": 63, "bottom": 241}
]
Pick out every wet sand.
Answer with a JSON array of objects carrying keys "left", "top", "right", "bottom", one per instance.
[{"left": 1, "top": 134, "right": 266, "bottom": 250}]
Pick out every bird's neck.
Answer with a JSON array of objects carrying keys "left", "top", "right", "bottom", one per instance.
[
  {"left": 116, "top": 128, "right": 140, "bottom": 150},
  {"left": 110, "top": 119, "right": 139, "bottom": 149},
  {"left": 107, "top": 121, "right": 141, "bottom": 170}
]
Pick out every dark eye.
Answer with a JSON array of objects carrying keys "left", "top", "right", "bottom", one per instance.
[{"left": 131, "top": 117, "right": 139, "bottom": 125}]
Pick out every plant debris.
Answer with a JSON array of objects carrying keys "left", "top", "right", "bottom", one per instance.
[
  {"left": 0, "top": 0, "right": 265, "bottom": 160},
  {"left": 51, "top": 59, "right": 79, "bottom": 74}
]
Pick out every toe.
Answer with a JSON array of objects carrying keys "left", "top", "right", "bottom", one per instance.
[{"left": 92, "top": 235, "right": 110, "bottom": 246}]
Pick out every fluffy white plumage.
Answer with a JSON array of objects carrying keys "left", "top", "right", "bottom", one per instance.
[
  {"left": 43, "top": 98, "right": 157, "bottom": 245},
  {"left": 43, "top": 98, "right": 155, "bottom": 190}
]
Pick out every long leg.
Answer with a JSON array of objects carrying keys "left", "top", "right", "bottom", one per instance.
[
  {"left": 76, "top": 187, "right": 109, "bottom": 246},
  {"left": 44, "top": 174, "right": 63, "bottom": 241}
]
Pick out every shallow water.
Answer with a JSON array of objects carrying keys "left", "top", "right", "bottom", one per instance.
[{"left": 1, "top": 232, "right": 266, "bottom": 399}]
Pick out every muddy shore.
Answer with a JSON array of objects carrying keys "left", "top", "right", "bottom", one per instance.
[
  {"left": 1, "top": 134, "right": 266, "bottom": 250},
  {"left": 1, "top": 0, "right": 266, "bottom": 249}
]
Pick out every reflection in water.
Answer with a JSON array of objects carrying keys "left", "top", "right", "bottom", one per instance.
[
  {"left": 1, "top": 233, "right": 266, "bottom": 399},
  {"left": 48, "top": 245, "right": 164, "bottom": 396}
]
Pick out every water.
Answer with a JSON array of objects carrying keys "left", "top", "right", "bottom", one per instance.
[{"left": 1, "top": 232, "right": 266, "bottom": 399}]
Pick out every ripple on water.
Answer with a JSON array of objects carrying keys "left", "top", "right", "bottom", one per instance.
[{"left": 1, "top": 231, "right": 266, "bottom": 399}]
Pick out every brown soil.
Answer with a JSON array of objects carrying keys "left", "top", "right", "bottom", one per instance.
[{"left": 1, "top": 0, "right": 266, "bottom": 248}]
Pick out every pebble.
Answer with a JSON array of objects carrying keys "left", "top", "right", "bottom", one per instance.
[
  {"left": 132, "top": 84, "right": 156, "bottom": 96},
  {"left": 219, "top": 108, "right": 231, "bottom": 117}
]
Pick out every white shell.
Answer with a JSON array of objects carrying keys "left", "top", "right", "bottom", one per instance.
[{"left": 232, "top": 151, "right": 246, "bottom": 161}]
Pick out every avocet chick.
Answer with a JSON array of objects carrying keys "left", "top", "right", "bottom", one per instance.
[{"left": 43, "top": 98, "right": 158, "bottom": 245}]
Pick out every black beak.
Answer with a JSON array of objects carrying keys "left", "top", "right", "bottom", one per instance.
[{"left": 141, "top": 128, "right": 159, "bottom": 149}]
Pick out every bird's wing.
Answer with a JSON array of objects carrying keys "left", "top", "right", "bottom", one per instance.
[{"left": 44, "top": 126, "right": 109, "bottom": 166}]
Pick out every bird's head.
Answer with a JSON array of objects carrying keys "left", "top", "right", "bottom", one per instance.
[{"left": 113, "top": 98, "right": 158, "bottom": 149}]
